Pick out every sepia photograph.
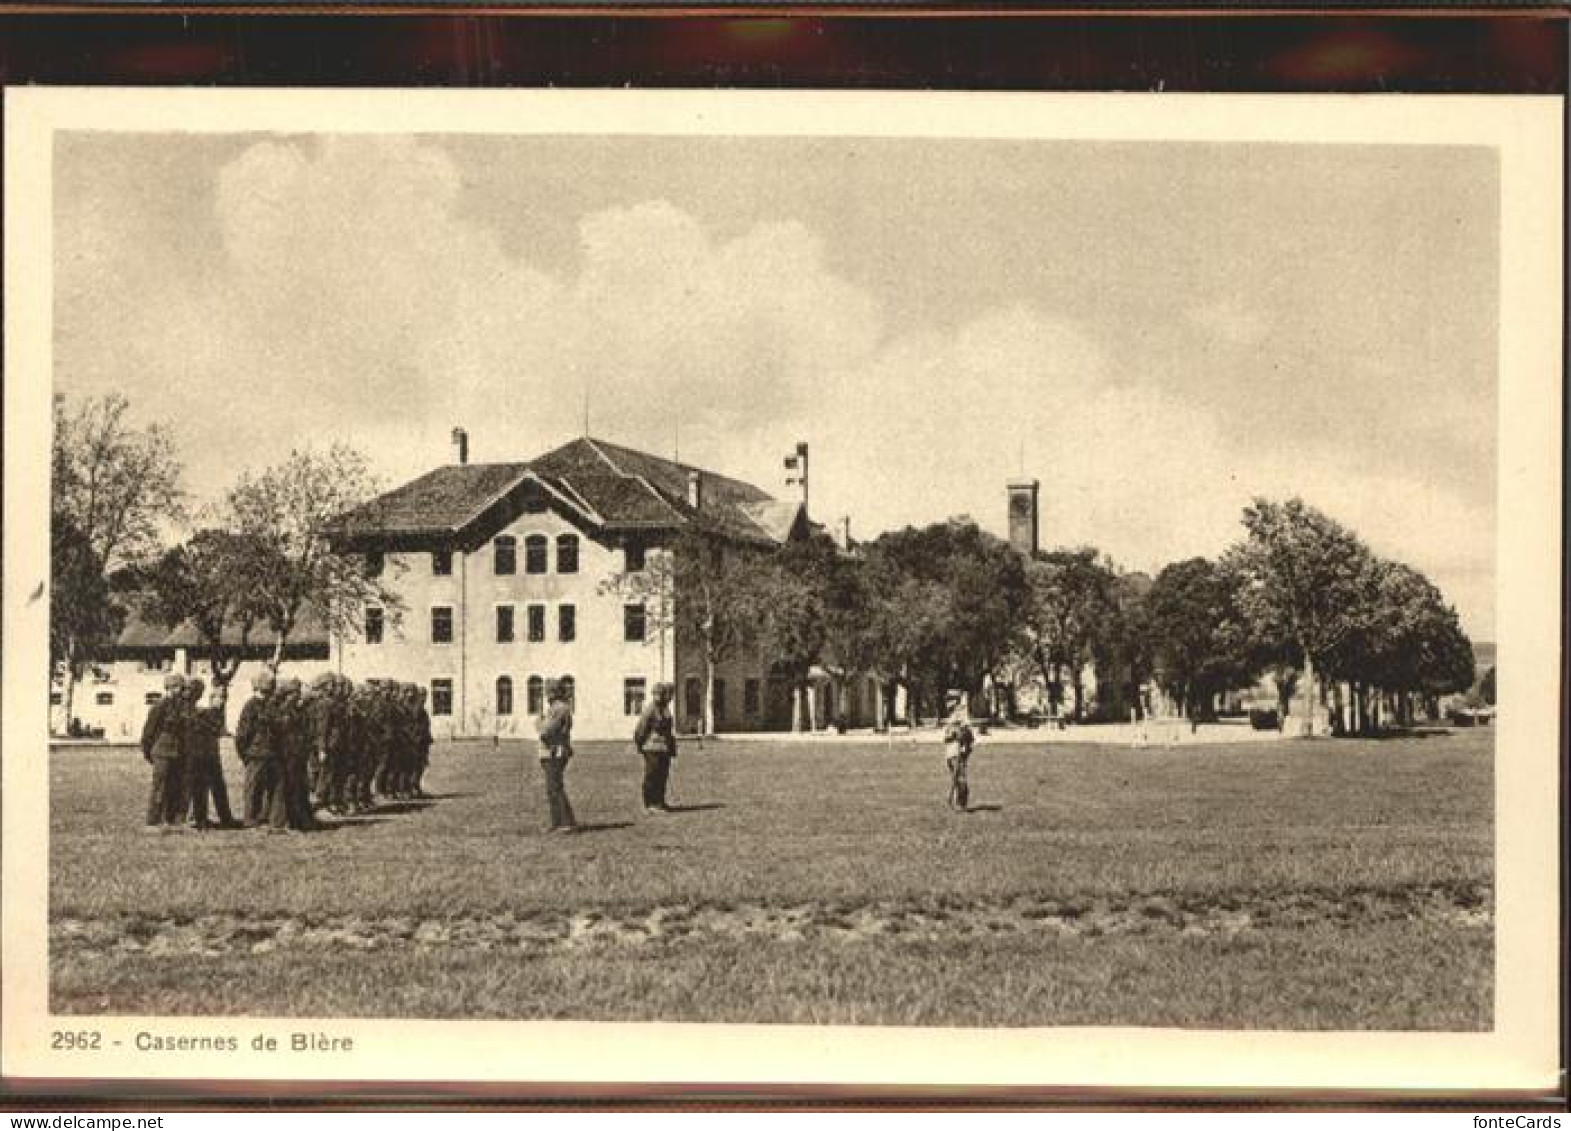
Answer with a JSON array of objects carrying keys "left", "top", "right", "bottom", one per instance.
[{"left": 2, "top": 88, "right": 1561, "bottom": 1091}]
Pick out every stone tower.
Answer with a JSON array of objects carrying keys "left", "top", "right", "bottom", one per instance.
[{"left": 1007, "top": 478, "right": 1040, "bottom": 556}]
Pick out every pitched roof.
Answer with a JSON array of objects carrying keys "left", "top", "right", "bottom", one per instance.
[
  {"left": 333, "top": 435, "right": 803, "bottom": 547},
  {"left": 109, "top": 598, "right": 329, "bottom": 655},
  {"left": 331, "top": 462, "right": 532, "bottom": 538}
]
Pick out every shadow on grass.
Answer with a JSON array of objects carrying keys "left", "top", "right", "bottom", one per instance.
[
  {"left": 964, "top": 804, "right": 1004, "bottom": 814},
  {"left": 665, "top": 803, "right": 726, "bottom": 814},
  {"left": 366, "top": 801, "right": 435, "bottom": 816},
  {"left": 571, "top": 822, "right": 636, "bottom": 835}
]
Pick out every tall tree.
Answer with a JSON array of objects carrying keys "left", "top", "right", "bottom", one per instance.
[
  {"left": 1224, "top": 498, "right": 1374, "bottom": 736},
  {"left": 50, "top": 393, "right": 185, "bottom": 729},
  {"left": 1143, "top": 557, "right": 1257, "bottom": 721},
  {"left": 223, "top": 445, "right": 400, "bottom": 668},
  {"left": 754, "top": 532, "right": 842, "bottom": 731},
  {"left": 604, "top": 517, "right": 769, "bottom": 736},
  {"left": 142, "top": 529, "right": 265, "bottom": 689},
  {"left": 1018, "top": 548, "right": 1120, "bottom": 720},
  {"left": 863, "top": 521, "right": 1027, "bottom": 719}
]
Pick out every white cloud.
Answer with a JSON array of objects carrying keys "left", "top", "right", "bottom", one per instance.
[{"left": 54, "top": 134, "right": 1494, "bottom": 637}]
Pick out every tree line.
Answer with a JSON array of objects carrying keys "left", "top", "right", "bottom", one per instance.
[
  {"left": 52, "top": 392, "right": 1477, "bottom": 738},
  {"left": 627, "top": 505, "right": 1477, "bottom": 738}
]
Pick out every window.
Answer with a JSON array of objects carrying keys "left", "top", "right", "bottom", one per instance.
[
  {"left": 527, "top": 675, "right": 545, "bottom": 716},
  {"left": 494, "top": 536, "right": 516, "bottom": 576},
  {"left": 714, "top": 679, "right": 728, "bottom": 723},
  {"left": 624, "top": 678, "right": 647, "bottom": 717},
  {"left": 433, "top": 549, "right": 453, "bottom": 576},
  {"left": 496, "top": 605, "right": 515, "bottom": 644},
  {"left": 558, "top": 604, "right": 576, "bottom": 643},
  {"left": 684, "top": 677, "right": 701, "bottom": 721},
  {"left": 557, "top": 533, "right": 580, "bottom": 574},
  {"left": 624, "top": 603, "right": 647, "bottom": 643},
  {"left": 365, "top": 551, "right": 384, "bottom": 578},
  {"left": 745, "top": 678, "right": 761, "bottom": 716},
  {"left": 96, "top": 692, "right": 114, "bottom": 706},
  {"left": 365, "top": 607, "right": 384, "bottom": 644},
  {"left": 431, "top": 606, "right": 454, "bottom": 645},
  {"left": 50, "top": 692, "right": 62, "bottom": 706},
  {"left": 144, "top": 691, "right": 163, "bottom": 706},
  {"left": 525, "top": 534, "right": 549, "bottom": 574},
  {"left": 560, "top": 675, "right": 575, "bottom": 705},
  {"left": 527, "top": 604, "right": 546, "bottom": 643},
  {"left": 625, "top": 542, "right": 646, "bottom": 572},
  {"left": 496, "top": 676, "right": 514, "bottom": 717},
  {"left": 431, "top": 679, "right": 453, "bottom": 717}
]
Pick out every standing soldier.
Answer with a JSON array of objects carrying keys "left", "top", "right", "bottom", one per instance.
[
  {"left": 347, "top": 680, "right": 375, "bottom": 813},
  {"left": 633, "top": 682, "right": 678, "bottom": 815},
  {"left": 140, "top": 672, "right": 190, "bottom": 833},
  {"left": 411, "top": 684, "right": 434, "bottom": 800},
  {"left": 184, "top": 677, "right": 236, "bottom": 830},
  {"left": 312, "top": 674, "right": 351, "bottom": 816},
  {"left": 535, "top": 677, "right": 577, "bottom": 834},
  {"left": 276, "top": 676, "right": 316, "bottom": 832},
  {"left": 236, "top": 669, "right": 280, "bottom": 829}
]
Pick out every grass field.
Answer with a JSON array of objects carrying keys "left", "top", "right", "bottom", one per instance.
[{"left": 50, "top": 728, "right": 1493, "bottom": 1028}]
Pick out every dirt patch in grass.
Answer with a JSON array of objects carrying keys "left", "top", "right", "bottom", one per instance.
[{"left": 52, "top": 881, "right": 1490, "bottom": 961}]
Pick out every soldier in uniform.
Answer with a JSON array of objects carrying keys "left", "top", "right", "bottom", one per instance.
[
  {"left": 633, "top": 681, "right": 678, "bottom": 814},
  {"left": 535, "top": 677, "right": 577, "bottom": 834},
  {"left": 411, "top": 684, "right": 434, "bottom": 800},
  {"left": 312, "top": 673, "right": 351, "bottom": 816},
  {"left": 183, "top": 677, "right": 236, "bottom": 829},
  {"left": 276, "top": 676, "right": 316, "bottom": 831},
  {"left": 236, "top": 668, "right": 279, "bottom": 829},
  {"left": 140, "top": 672, "right": 190, "bottom": 833},
  {"left": 346, "top": 680, "right": 376, "bottom": 813}
]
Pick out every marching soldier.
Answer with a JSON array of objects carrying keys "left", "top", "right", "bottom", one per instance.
[
  {"left": 633, "top": 682, "right": 678, "bottom": 814},
  {"left": 140, "top": 672, "right": 190, "bottom": 833},
  {"left": 184, "top": 677, "right": 236, "bottom": 829},
  {"left": 236, "top": 669, "right": 280, "bottom": 828}
]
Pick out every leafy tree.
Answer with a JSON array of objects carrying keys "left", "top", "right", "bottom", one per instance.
[
  {"left": 1224, "top": 498, "right": 1375, "bottom": 735},
  {"left": 50, "top": 393, "right": 185, "bottom": 729},
  {"left": 1018, "top": 548, "right": 1120, "bottom": 720},
  {"left": 603, "top": 517, "right": 769, "bottom": 736},
  {"left": 862, "top": 521, "right": 1027, "bottom": 720},
  {"left": 1480, "top": 665, "right": 1496, "bottom": 707},
  {"left": 224, "top": 445, "right": 400, "bottom": 668},
  {"left": 142, "top": 529, "right": 265, "bottom": 689},
  {"left": 1143, "top": 557, "right": 1258, "bottom": 721}
]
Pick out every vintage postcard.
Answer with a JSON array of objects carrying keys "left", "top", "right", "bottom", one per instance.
[{"left": 2, "top": 87, "right": 1561, "bottom": 1093}]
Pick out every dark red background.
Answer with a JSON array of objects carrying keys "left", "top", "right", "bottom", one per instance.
[{"left": 0, "top": 12, "right": 1562, "bottom": 92}]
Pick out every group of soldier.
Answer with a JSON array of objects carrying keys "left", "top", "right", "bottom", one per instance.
[{"left": 138, "top": 668, "right": 434, "bottom": 835}]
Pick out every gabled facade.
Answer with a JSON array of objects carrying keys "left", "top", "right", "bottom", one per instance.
[{"left": 327, "top": 436, "right": 813, "bottom": 740}]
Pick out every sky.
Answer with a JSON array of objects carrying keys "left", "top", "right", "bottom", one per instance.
[{"left": 54, "top": 130, "right": 1499, "bottom": 638}]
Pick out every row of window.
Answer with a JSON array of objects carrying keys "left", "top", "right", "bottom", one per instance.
[
  {"left": 364, "top": 604, "right": 648, "bottom": 646},
  {"left": 66, "top": 676, "right": 762, "bottom": 721},
  {"left": 55, "top": 690, "right": 162, "bottom": 707},
  {"left": 681, "top": 677, "right": 762, "bottom": 721},
  {"left": 367, "top": 539, "right": 647, "bottom": 580}
]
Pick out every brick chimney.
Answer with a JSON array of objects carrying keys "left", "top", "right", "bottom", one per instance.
[
  {"left": 686, "top": 470, "right": 703, "bottom": 510},
  {"left": 451, "top": 427, "right": 469, "bottom": 466},
  {"left": 1007, "top": 478, "right": 1040, "bottom": 556}
]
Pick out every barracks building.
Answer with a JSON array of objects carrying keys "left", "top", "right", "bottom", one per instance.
[{"left": 326, "top": 433, "right": 874, "bottom": 741}]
